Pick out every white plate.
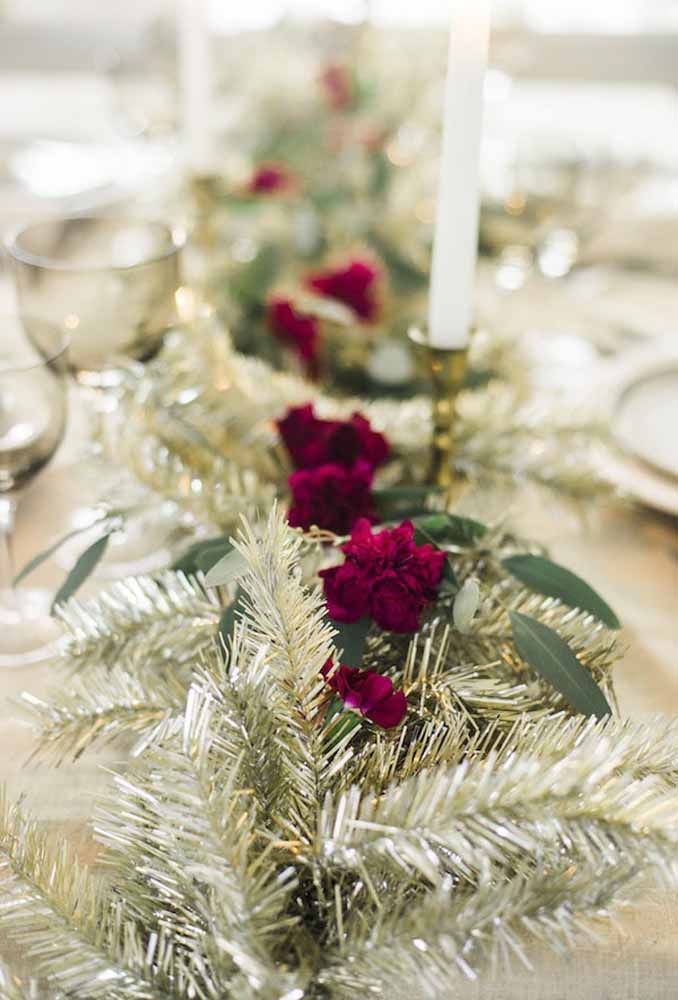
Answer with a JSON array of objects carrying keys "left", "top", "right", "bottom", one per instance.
[
  {"left": 601, "top": 345, "right": 678, "bottom": 515},
  {"left": 613, "top": 363, "right": 678, "bottom": 480}
]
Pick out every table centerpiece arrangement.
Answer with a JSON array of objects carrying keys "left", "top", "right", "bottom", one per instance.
[
  {"left": 0, "top": 5, "right": 675, "bottom": 997},
  {"left": 3, "top": 503, "right": 678, "bottom": 997}
]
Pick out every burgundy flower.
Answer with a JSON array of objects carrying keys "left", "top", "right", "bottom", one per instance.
[
  {"left": 369, "top": 575, "right": 421, "bottom": 633},
  {"left": 247, "top": 164, "right": 294, "bottom": 194},
  {"left": 323, "top": 661, "right": 407, "bottom": 729},
  {"left": 277, "top": 403, "right": 389, "bottom": 471},
  {"left": 319, "top": 63, "right": 354, "bottom": 110},
  {"left": 306, "top": 257, "right": 382, "bottom": 323},
  {"left": 287, "top": 461, "right": 376, "bottom": 534},
  {"left": 320, "top": 519, "right": 446, "bottom": 634},
  {"left": 322, "top": 562, "right": 371, "bottom": 622},
  {"left": 267, "top": 297, "right": 320, "bottom": 379}
]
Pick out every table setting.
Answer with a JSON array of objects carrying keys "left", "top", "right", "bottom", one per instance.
[{"left": 0, "top": 3, "right": 676, "bottom": 998}]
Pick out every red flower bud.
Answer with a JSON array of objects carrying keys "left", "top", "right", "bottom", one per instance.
[
  {"left": 323, "top": 661, "right": 407, "bottom": 729},
  {"left": 267, "top": 297, "right": 320, "bottom": 379},
  {"left": 306, "top": 257, "right": 383, "bottom": 323}
]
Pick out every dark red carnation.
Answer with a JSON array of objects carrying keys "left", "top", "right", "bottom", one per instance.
[
  {"left": 277, "top": 404, "right": 389, "bottom": 471},
  {"left": 369, "top": 575, "right": 421, "bottom": 633},
  {"left": 267, "top": 297, "right": 320, "bottom": 379},
  {"left": 247, "top": 164, "right": 294, "bottom": 194},
  {"left": 319, "top": 63, "right": 354, "bottom": 110},
  {"left": 320, "top": 518, "right": 446, "bottom": 634},
  {"left": 287, "top": 461, "right": 376, "bottom": 534},
  {"left": 306, "top": 257, "right": 382, "bottom": 323},
  {"left": 322, "top": 661, "right": 407, "bottom": 729},
  {"left": 321, "top": 562, "right": 370, "bottom": 621}
]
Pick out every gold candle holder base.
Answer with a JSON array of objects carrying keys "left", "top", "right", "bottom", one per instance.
[
  {"left": 189, "top": 172, "right": 222, "bottom": 250},
  {"left": 409, "top": 326, "right": 470, "bottom": 504}
]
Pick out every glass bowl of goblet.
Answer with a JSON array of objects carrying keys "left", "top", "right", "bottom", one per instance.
[
  {"left": 0, "top": 314, "right": 68, "bottom": 668},
  {"left": 8, "top": 216, "right": 186, "bottom": 577}
]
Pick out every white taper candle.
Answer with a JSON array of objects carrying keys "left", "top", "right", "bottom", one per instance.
[
  {"left": 428, "top": 1, "right": 490, "bottom": 349},
  {"left": 177, "top": 0, "right": 212, "bottom": 174}
]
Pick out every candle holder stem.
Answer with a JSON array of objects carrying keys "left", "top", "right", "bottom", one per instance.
[
  {"left": 409, "top": 328, "right": 469, "bottom": 503},
  {"left": 190, "top": 172, "right": 221, "bottom": 250}
]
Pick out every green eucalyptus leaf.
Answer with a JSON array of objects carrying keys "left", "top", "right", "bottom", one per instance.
[
  {"left": 229, "top": 243, "right": 280, "bottom": 306},
  {"left": 370, "top": 151, "right": 391, "bottom": 197},
  {"left": 503, "top": 554, "right": 621, "bottom": 630},
  {"left": 196, "top": 545, "right": 235, "bottom": 576},
  {"left": 323, "top": 709, "right": 362, "bottom": 750},
  {"left": 329, "top": 616, "right": 371, "bottom": 667},
  {"left": 509, "top": 610, "right": 611, "bottom": 718},
  {"left": 441, "top": 560, "right": 459, "bottom": 590},
  {"left": 217, "top": 587, "right": 245, "bottom": 650},
  {"left": 413, "top": 513, "right": 487, "bottom": 546},
  {"left": 204, "top": 549, "right": 249, "bottom": 588},
  {"left": 172, "top": 536, "right": 233, "bottom": 576},
  {"left": 323, "top": 695, "right": 344, "bottom": 727},
  {"left": 375, "top": 485, "right": 442, "bottom": 503},
  {"left": 368, "top": 232, "right": 428, "bottom": 292},
  {"left": 412, "top": 513, "right": 450, "bottom": 538},
  {"left": 14, "top": 523, "right": 103, "bottom": 586},
  {"left": 51, "top": 533, "right": 112, "bottom": 611}
]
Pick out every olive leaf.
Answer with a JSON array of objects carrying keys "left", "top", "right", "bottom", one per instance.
[
  {"left": 414, "top": 513, "right": 487, "bottom": 546},
  {"left": 509, "top": 610, "right": 611, "bottom": 718},
  {"left": 328, "top": 616, "right": 371, "bottom": 667},
  {"left": 51, "top": 533, "right": 112, "bottom": 611},
  {"left": 503, "top": 554, "right": 620, "bottom": 630},
  {"left": 14, "top": 523, "right": 103, "bottom": 586},
  {"left": 172, "top": 536, "right": 233, "bottom": 577},
  {"left": 323, "top": 709, "right": 362, "bottom": 750},
  {"left": 204, "top": 549, "right": 249, "bottom": 588},
  {"left": 217, "top": 587, "right": 245, "bottom": 650}
]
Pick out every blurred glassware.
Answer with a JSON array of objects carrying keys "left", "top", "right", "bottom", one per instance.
[
  {"left": 7, "top": 216, "right": 185, "bottom": 577},
  {"left": 0, "top": 315, "right": 68, "bottom": 668},
  {"left": 9, "top": 217, "right": 183, "bottom": 382}
]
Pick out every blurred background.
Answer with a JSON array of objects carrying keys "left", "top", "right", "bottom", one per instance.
[{"left": 1, "top": 0, "right": 677, "bottom": 515}]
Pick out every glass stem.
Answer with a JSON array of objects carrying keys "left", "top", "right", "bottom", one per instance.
[{"left": 0, "top": 495, "right": 18, "bottom": 608}]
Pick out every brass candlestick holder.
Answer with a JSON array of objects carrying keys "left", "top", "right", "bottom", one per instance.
[
  {"left": 190, "top": 173, "right": 222, "bottom": 250},
  {"left": 409, "top": 326, "right": 470, "bottom": 503}
]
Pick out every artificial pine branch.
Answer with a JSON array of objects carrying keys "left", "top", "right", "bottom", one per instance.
[
  {"left": 56, "top": 574, "right": 219, "bottom": 675},
  {"left": 95, "top": 688, "right": 303, "bottom": 1000},
  {"left": 0, "top": 792, "right": 167, "bottom": 1000},
  {"left": 228, "top": 508, "right": 343, "bottom": 841},
  {"left": 20, "top": 664, "right": 185, "bottom": 763},
  {"left": 6, "top": 513, "right": 676, "bottom": 997},
  {"left": 499, "top": 713, "right": 678, "bottom": 785},
  {"left": 314, "top": 724, "right": 678, "bottom": 888},
  {"left": 318, "top": 861, "right": 662, "bottom": 999}
]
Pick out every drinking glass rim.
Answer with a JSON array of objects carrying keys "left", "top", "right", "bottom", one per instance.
[
  {"left": 6, "top": 216, "right": 185, "bottom": 273},
  {"left": 0, "top": 314, "right": 69, "bottom": 376}
]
